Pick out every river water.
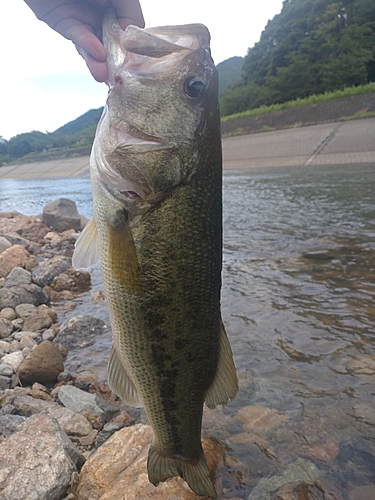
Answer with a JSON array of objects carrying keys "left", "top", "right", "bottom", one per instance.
[{"left": 1, "top": 164, "right": 375, "bottom": 499}]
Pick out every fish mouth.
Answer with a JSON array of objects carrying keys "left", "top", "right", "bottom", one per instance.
[{"left": 113, "top": 126, "right": 162, "bottom": 147}]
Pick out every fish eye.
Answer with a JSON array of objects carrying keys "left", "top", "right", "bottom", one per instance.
[{"left": 184, "top": 77, "right": 206, "bottom": 98}]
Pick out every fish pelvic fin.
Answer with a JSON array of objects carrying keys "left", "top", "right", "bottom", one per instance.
[
  {"left": 147, "top": 444, "right": 217, "bottom": 499},
  {"left": 108, "top": 347, "right": 141, "bottom": 406},
  {"left": 205, "top": 321, "right": 238, "bottom": 409},
  {"left": 72, "top": 218, "right": 100, "bottom": 269}
]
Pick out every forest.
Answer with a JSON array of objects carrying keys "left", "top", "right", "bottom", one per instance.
[
  {"left": 1, "top": 0, "right": 374, "bottom": 164},
  {"left": 220, "top": 0, "right": 375, "bottom": 115}
]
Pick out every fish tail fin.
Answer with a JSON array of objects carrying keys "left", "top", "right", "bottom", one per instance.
[{"left": 147, "top": 444, "right": 217, "bottom": 499}]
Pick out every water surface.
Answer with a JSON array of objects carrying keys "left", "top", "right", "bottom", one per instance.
[{"left": 1, "top": 164, "right": 374, "bottom": 498}]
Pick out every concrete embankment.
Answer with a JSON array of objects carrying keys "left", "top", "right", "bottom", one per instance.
[{"left": 0, "top": 117, "right": 374, "bottom": 179}]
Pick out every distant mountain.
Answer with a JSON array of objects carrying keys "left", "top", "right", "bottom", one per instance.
[
  {"left": 55, "top": 107, "right": 104, "bottom": 135},
  {"left": 216, "top": 56, "right": 244, "bottom": 96}
]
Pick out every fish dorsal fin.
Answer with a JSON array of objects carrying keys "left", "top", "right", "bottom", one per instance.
[
  {"left": 108, "top": 347, "right": 142, "bottom": 406},
  {"left": 72, "top": 218, "right": 100, "bottom": 270},
  {"left": 205, "top": 321, "right": 238, "bottom": 409}
]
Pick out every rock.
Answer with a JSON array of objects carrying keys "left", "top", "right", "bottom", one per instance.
[
  {"left": 11, "top": 318, "right": 23, "bottom": 331},
  {"left": 32, "top": 257, "right": 72, "bottom": 288},
  {"left": 0, "top": 364, "right": 14, "bottom": 377},
  {"left": 76, "top": 424, "right": 224, "bottom": 500},
  {"left": 43, "top": 198, "right": 82, "bottom": 232},
  {"left": 1, "top": 351, "right": 24, "bottom": 372},
  {"left": 235, "top": 405, "right": 289, "bottom": 435},
  {"left": 51, "top": 268, "right": 91, "bottom": 293},
  {"left": 248, "top": 458, "right": 321, "bottom": 500},
  {"left": 94, "top": 421, "right": 125, "bottom": 448},
  {"left": 38, "top": 304, "right": 58, "bottom": 322},
  {"left": 0, "top": 414, "right": 84, "bottom": 500},
  {"left": 0, "top": 414, "right": 27, "bottom": 438},
  {"left": 3, "top": 394, "right": 56, "bottom": 417},
  {"left": 17, "top": 341, "right": 64, "bottom": 384},
  {"left": 0, "top": 308, "right": 16, "bottom": 321},
  {"left": 0, "top": 245, "right": 34, "bottom": 279},
  {"left": 9, "top": 340, "right": 21, "bottom": 353},
  {"left": 80, "top": 429, "right": 98, "bottom": 447},
  {"left": 0, "top": 317, "right": 14, "bottom": 338},
  {"left": 19, "top": 336, "right": 37, "bottom": 349},
  {"left": 0, "top": 376, "right": 12, "bottom": 390},
  {"left": 13, "top": 331, "right": 41, "bottom": 341},
  {"left": 43, "top": 406, "right": 93, "bottom": 437},
  {"left": 0, "top": 268, "right": 49, "bottom": 309},
  {"left": 0, "top": 341, "right": 10, "bottom": 353},
  {"left": 23, "top": 313, "right": 53, "bottom": 332},
  {"left": 42, "top": 329, "right": 56, "bottom": 341},
  {"left": 269, "top": 481, "right": 325, "bottom": 499},
  {"left": 0, "top": 236, "right": 11, "bottom": 253},
  {"left": 15, "top": 303, "right": 37, "bottom": 317},
  {"left": 92, "top": 290, "right": 105, "bottom": 302},
  {"left": 9, "top": 215, "right": 50, "bottom": 242},
  {"left": 0, "top": 232, "right": 30, "bottom": 249},
  {"left": 58, "top": 385, "right": 118, "bottom": 422},
  {"left": 54, "top": 315, "right": 108, "bottom": 349}
]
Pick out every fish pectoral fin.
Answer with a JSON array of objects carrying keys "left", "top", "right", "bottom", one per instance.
[
  {"left": 72, "top": 218, "right": 100, "bottom": 270},
  {"left": 148, "top": 444, "right": 217, "bottom": 499},
  {"left": 205, "top": 321, "right": 238, "bottom": 409},
  {"left": 108, "top": 347, "right": 142, "bottom": 406}
]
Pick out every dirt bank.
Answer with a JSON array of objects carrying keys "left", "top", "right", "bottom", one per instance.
[{"left": 221, "top": 91, "right": 375, "bottom": 136}]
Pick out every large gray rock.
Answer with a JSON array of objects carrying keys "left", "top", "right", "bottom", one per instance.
[
  {"left": 58, "top": 385, "right": 118, "bottom": 422},
  {"left": 0, "top": 414, "right": 27, "bottom": 438},
  {"left": 32, "top": 257, "right": 71, "bottom": 288},
  {"left": 43, "top": 198, "right": 81, "bottom": 232},
  {"left": 0, "top": 268, "right": 49, "bottom": 309},
  {"left": 0, "top": 233, "right": 30, "bottom": 249},
  {"left": 43, "top": 406, "right": 93, "bottom": 437},
  {"left": 4, "top": 394, "right": 56, "bottom": 417},
  {"left": 0, "top": 414, "right": 84, "bottom": 500},
  {"left": 54, "top": 315, "right": 108, "bottom": 349}
]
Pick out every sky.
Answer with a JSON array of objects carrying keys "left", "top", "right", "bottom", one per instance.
[{"left": 0, "top": 0, "right": 284, "bottom": 140}]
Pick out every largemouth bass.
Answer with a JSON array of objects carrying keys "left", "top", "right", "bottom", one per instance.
[{"left": 73, "top": 10, "right": 238, "bottom": 498}]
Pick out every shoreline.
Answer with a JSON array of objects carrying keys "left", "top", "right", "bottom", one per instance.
[{"left": 0, "top": 117, "right": 374, "bottom": 180}]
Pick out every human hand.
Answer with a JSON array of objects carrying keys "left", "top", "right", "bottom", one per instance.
[{"left": 24, "top": 0, "right": 145, "bottom": 82}]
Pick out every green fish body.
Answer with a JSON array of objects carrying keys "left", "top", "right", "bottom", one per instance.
[{"left": 73, "top": 11, "right": 238, "bottom": 498}]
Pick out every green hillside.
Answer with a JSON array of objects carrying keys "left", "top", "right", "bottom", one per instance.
[{"left": 221, "top": 0, "right": 375, "bottom": 116}]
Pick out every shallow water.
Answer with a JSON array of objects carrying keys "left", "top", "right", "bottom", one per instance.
[{"left": 1, "top": 164, "right": 375, "bottom": 498}]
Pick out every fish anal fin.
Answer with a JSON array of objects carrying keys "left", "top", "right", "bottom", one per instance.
[
  {"left": 205, "top": 321, "right": 238, "bottom": 409},
  {"left": 72, "top": 218, "right": 100, "bottom": 270},
  {"left": 147, "top": 444, "right": 217, "bottom": 499},
  {"left": 108, "top": 347, "right": 141, "bottom": 406}
]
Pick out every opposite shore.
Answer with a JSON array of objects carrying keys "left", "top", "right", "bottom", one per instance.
[{"left": 1, "top": 116, "right": 375, "bottom": 179}]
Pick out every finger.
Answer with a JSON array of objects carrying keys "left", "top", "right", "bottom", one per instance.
[
  {"left": 112, "top": 0, "right": 145, "bottom": 29},
  {"left": 55, "top": 18, "right": 107, "bottom": 62},
  {"left": 76, "top": 46, "right": 109, "bottom": 82}
]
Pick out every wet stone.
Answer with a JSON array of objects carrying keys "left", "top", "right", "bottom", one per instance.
[
  {"left": 0, "top": 308, "right": 16, "bottom": 321},
  {"left": 54, "top": 315, "right": 109, "bottom": 350},
  {"left": 0, "top": 318, "right": 14, "bottom": 338},
  {"left": 58, "top": 385, "right": 118, "bottom": 422},
  {"left": 0, "top": 414, "right": 27, "bottom": 438},
  {"left": 32, "top": 257, "right": 72, "bottom": 288}
]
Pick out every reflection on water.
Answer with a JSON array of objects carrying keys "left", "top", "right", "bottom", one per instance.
[{"left": 2, "top": 164, "right": 375, "bottom": 498}]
